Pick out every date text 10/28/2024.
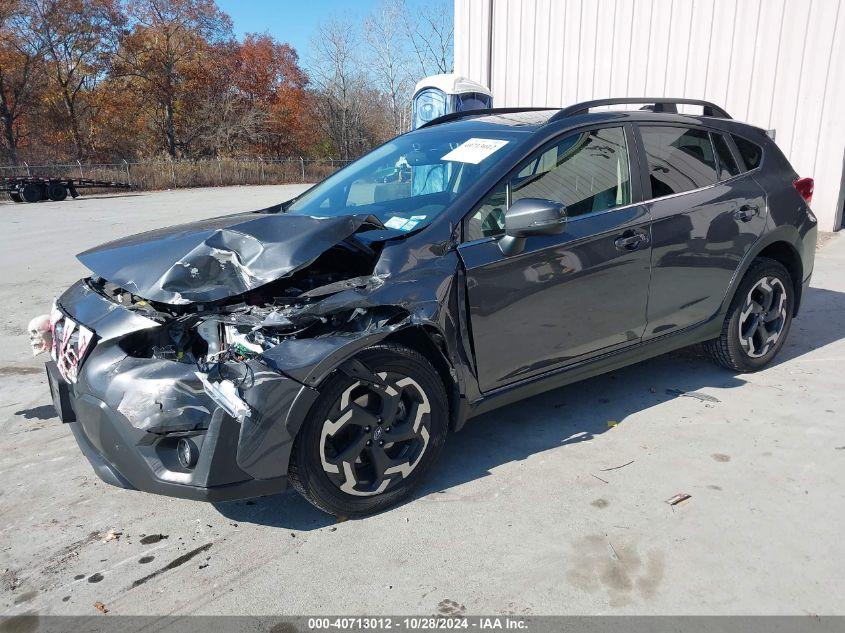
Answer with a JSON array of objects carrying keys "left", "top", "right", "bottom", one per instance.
[{"left": 308, "top": 617, "right": 529, "bottom": 630}]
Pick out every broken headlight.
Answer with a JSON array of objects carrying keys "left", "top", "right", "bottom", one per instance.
[{"left": 50, "top": 304, "right": 95, "bottom": 383}]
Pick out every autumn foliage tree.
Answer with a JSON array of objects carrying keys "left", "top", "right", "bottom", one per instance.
[
  {"left": 112, "top": 0, "right": 232, "bottom": 158},
  {"left": 0, "top": 0, "right": 453, "bottom": 165},
  {"left": 28, "top": 0, "right": 123, "bottom": 158},
  {"left": 0, "top": 0, "right": 43, "bottom": 163},
  {"left": 235, "top": 33, "right": 315, "bottom": 157}
]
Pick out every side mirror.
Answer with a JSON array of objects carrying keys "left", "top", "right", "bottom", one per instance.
[{"left": 499, "top": 198, "right": 567, "bottom": 256}]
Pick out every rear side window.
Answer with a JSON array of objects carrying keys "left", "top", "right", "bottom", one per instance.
[
  {"left": 732, "top": 135, "right": 763, "bottom": 170},
  {"left": 712, "top": 133, "right": 740, "bottom": 179},
  {"left": 640, "top": 126, "right": 718, "bottom": 197}
]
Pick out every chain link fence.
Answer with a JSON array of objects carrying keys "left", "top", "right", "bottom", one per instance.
[{"left": 0, "top": 157, "right": 353, "bottom": 192}]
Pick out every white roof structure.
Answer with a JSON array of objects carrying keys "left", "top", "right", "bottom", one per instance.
[{"left": 413, "top": 74, "right": 492, "bottom": 97}]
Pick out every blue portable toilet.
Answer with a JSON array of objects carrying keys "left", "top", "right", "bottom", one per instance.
[
  {"left": 411, "top": 74, "right": 493, "bottom": 130},
  {"left": 410, "top": 75, "right": 493, "bottom": 195}
]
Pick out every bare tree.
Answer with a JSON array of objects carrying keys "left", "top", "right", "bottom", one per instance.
[
  {"left": 364, "top": 0, "right": 412, "bottom": 135},
  {"left": 196, "top": 89, "right": 266, "bottom": 157},
  {"left": 309, "top": 18, "right": 371, "bottom": 160},
  {"left": 402, "top": 0, "right": 453, "bottom": 78}
]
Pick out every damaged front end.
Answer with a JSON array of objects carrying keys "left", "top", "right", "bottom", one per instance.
[{"left": 40, "top": 210, "right": 453, "bottom": 501}]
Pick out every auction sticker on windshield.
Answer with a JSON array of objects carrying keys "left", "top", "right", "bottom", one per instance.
[
  {"left": 384, "top": 216, "right": 422, "bottom": 231},
  {"left": 442, "top": 138, "right": 510, "bottom": 164}
]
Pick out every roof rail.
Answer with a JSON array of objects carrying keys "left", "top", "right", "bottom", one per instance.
[
  {"left": 549, "top": 98, "right": 731, "bottom": 122},
  {"left": 419, "top": 107, "right": 556, "bottom": 129}
]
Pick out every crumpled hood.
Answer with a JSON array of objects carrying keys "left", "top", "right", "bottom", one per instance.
[{"left": 77, "top": 209, "right": 384, "bottom": 305}]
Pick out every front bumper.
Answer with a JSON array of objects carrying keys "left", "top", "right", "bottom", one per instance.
[
  {"left": 48, "top": 360, "right": 299, "bottom": 501},
  {"left": 47, "top": 281, "right": 320, "bottom": 502}
]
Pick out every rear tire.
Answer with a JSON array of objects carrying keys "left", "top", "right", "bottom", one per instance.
[
  {"left": 8, "top": 191, "right": 22, "bottom": 203},
  {"left": 703, "top": 258, "right": 793, "bottom": 372},
  {"left": 47, "top": 182, "right": 68, "bottom": 201},
  {"left": 289, "top": 343, "right": 448, "bottom": 518}
]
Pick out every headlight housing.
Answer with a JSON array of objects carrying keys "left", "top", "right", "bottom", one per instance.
[{"left": 50, "top": 305, "right": 95, "bottom": 383}]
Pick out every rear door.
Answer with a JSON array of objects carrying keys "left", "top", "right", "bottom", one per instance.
[
  {"left": 458, "top": 125, "right": 652, "bottom": 393},
  {"left": 637, "top": 125, "right": 767, "bottom": 338}
]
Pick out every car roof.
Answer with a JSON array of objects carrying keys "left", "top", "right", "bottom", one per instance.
[
  {"left": 420, "top": 98, "right": 767, "bottom": 138},
  {"left": 424, "top": 110, "right": 765, "bottom": 140}
]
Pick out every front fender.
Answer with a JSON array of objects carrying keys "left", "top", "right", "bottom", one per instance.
[
  {"left": 253, "top": 318, "right": 457, "bottom": 462},
  {"left": 260, "top": 325, "right": 415, "bottom": 389},
  {"left": 235, "top": 360, "right": 319, "bottom": 480}
]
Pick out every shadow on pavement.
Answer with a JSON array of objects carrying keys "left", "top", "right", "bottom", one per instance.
[
  {"left": 72, "top": 193, "right": 144, "bottom": 201},
  {"left": 13, "top": 404, "right": 56, "bottom": 420},
  {"left": 773, "top": 286, "right": 845, "bottom": 364},
  {"left": 214, "top": 489, "right": 337, "bottom": 531}
]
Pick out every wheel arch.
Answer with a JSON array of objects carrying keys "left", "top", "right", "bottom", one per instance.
[
  {"left": 755, "top": 241, "right": 803, "bottom": 314},
  {"left": 265, "top": 323, "right": 464, "bottom": 434},
  {"left": 381, "top": 325, "right": 463, "bottom": 432},
  {"left": 720, "top": 229, "right": 805, "bottom": 318}
]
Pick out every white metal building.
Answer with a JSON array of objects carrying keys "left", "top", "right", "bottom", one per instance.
[{"left": 454, "top": 0, "right": 845, "bottom": 232}]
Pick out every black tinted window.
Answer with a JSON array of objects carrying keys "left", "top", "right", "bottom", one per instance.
[
  {"left": 464, "top": 182, "right": 507, "bottom": 241},
  {"left": 640, "top": 126, "right": 718, "bottom": 197},
  {"left": 511, "top": 126, "right": 631, "bottom": 216},
  {"left": 463, "top": 127, "right": 632, "bottom": 241},
  {"left": 712, "top": 133, "right": 740, "bottom": 179},
  {"left": 732, "top": 134, "right": 763, "bottom": 170}
]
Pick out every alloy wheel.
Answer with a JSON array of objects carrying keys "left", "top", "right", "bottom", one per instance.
[
  {"left": 738, "top": 276, "right": 788, "bottom": 358},
  {"left": 319, "top": 372, "right": 431, "bottom": 496}
]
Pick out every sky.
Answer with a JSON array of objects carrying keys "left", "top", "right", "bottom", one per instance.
[{"left": 217, "top": 0, "right": 445, "bottom": 62}]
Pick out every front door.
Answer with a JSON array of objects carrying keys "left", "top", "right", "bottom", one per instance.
[{"left": 458, "top": 125, "right": 652, "bottom": 393}]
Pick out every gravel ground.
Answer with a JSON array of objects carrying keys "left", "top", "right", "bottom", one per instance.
[{"left": 0, "top": 186, "right": 843, "bottom": 617}]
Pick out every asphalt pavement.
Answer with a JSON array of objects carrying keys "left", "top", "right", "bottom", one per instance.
[{"left": 1, "top": 186, "right": 843, "bottom": 617}]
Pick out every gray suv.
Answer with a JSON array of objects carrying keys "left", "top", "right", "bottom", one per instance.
[{"left": 41, "top": 98, "right": 817, "bottom": 517}]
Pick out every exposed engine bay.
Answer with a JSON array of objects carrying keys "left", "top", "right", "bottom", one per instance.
[
  {"left": 92, "top": 237, "right": 387, "bottom": 360},
  {"left": 79, "top": 236, "right": 408, "bottom": 423}
]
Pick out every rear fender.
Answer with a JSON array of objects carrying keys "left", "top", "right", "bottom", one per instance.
[{"left": 717, "top": 226, "right": 805, "bottom": 319}]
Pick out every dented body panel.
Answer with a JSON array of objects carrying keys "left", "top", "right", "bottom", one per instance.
[
  {"left": 50, "top": 280, "right": 320, "bottom": 498},
  {"left": 78, "top": 209, "right": 383, "bottom": 305}
]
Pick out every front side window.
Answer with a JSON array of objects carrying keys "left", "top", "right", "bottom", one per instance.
[
  {"left": 511, "top": 127, "right": 631, "bottom": 215},
  {"left": 465, "top": 127, "right": 632, "bottom": 240},
  {"left": 464, "top": 182, "right": 507, "bottom": 241},
  {"left": 640, "top": 126, "right": 718, "bottom": 197}
]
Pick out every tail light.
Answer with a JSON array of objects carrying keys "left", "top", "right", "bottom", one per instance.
[{"left": 793, "top": 177, "right": 814, "bottom": 204}]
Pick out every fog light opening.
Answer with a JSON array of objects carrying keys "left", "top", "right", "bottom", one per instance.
[{"left": 177, "top": 438, "right": 199, "bottom": 469}]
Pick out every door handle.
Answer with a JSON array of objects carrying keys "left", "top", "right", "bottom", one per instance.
[
  {"left": 614, "top": 231, "right": 648, "bottom": 251},
  {"left": 735, "top": 204, "right": 760, "bottom": 222}
]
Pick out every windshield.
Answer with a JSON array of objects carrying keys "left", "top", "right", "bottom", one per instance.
[{"left": 287, "top": 127, "right": 525, "bottom": 233}]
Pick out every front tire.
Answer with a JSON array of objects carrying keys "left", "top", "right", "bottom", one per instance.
[
  {"left": 704, "top": 258, "right": 793, "bottom": 372},
  {"left": 288, "top": 343, "right": 448, "bottom": 518}
]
